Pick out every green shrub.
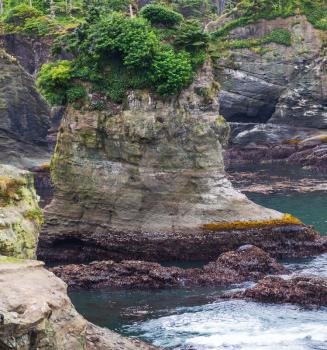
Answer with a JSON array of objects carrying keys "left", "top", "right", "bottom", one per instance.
[
  {"left": 174, "top": 19, "right": 209, "bottom": 50},
  {"left": 88, "top": 13, "right": 159, "bottom": 68},
  {"left": 67, "top": 84, "right": 86, "bottom": 102},
  {"left": 22, "top": 15, "right": 52, "bottom": 35},
  {"left": 174, "top": 19, "right": 209, "bottom": 68},
  {"left": 140, "top": 4, "right": 183, "bottom": 27},
  {"left": 265, "top": 28, "right": 291, "bottom": 46},
  {"left": 4, "top": 4, "right": 42, "bottom": 27},
  {"left": 36, "top": 60, "right": 73, "bottom": 105},
  {"left": 149, "top": 46, "right": 193, "bottom": 95},
  {"left": 172, "top": 0, "right": 213, "bottom": 19}
]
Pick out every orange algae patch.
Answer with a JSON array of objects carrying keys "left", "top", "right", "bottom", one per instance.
[
  {"left": 284, "top": 139, "right": 301, "bottom": 145},
  {"left": 202, "top": 214, "right": 303, "bottom": 231},
  {"left": 39, "top": 163, "right": 51, "bottom": 171},
  {"left": 319, "top": 136, "right": 327, "bottom": 144}
]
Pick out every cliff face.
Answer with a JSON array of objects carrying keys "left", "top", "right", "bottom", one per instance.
[
  {"left": 213, "top": 15, "right": 327, "bottom": 167},
  {"left": 0, "top": 50, "right": 51, "bottom": 168},
  {"left": 38, "top": 62, "right": 325, "bottom": 263},
  {"left": 0, "top": 259, "right": 159, "bottom": 350},
  {"left": 217, "top": 16, "right": 326, "bottom": 127},
  {"left": 0, "top": 165, "right": 42, "bottom": 259}
]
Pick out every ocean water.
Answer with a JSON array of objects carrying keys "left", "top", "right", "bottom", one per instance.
[{"left": 69, "top": 165, "right": 327, "bottom": 349}]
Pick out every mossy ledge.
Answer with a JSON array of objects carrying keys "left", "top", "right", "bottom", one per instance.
[{"left": 202, "top": 214, "right": 303, "bottom": 232}]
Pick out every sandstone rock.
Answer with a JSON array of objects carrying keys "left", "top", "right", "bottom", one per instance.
[
  {"left": 0, "top": 50, "right": 51, "bottom": 168},
  {"left": 0, "top": 165, "right": 42, "bottom": 259},
  {"left": 50, "top": 246, "right": 286, "bottom": 289},
  {"left": 227, "top": 275, "right": 327, "bottom": 307},
  {"left": 0, "top": 259, "right": 160, "bottom": 349}
]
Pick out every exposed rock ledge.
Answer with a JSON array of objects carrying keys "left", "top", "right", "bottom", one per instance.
[
  {"left": 0, "top": 258, "right": 160, "bottom": 350},
  {"left": 50, "top": 246, "right": 286, "bottom": 290},
  {"left": 225, "top": 275, "right": 327, "bottom": 307}
]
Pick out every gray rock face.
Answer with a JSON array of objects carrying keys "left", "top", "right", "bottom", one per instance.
[
  {"left": 3, "top": 34, "right": 52, "bottom": 76},
  {"left": 0, "top": 259, "right": 160, "bottom": 350},
  {"left": 0, "top": 50, "right": 51, "bottom": 168},
  {"left": 216, "top": 16, "right": 327, "bottom": 128}
]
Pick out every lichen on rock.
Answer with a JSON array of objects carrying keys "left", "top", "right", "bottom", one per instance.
[{"left": 0, "top": 164, "right": 42, "bottom": 259}]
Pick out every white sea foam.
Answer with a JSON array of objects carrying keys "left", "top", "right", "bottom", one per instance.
[{"left": 127, "top": 300, "right": 327, "bottom": 350}]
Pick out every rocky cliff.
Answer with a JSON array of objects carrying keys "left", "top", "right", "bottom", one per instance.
[
  {"left": 211, "top": 15, "right": 327, "bottom": 167},
  {"left": 0, "top": 259, "right": 159, "bottom": 350},
  {"left": 38, "top": 62, "right": 325, "bottom": 263},
  {"left": 0, "top": 50, "right": 51, "bottom": 168}
]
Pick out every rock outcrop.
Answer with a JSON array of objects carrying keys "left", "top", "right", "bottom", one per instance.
[
  {"left": 50, "top": 246, "right": 286, "bottom": 290},
  {"left": 0, "top": 50, "right": 51, "bottom": 168},
  {"left": 0, "top": 164, "right": 42, "bottom": 259},
  {"left": 38, "top": 62, "right": 326, "bottom": 263},
  {"left": 212, "top": 15, "right": 327, "bottom": 167},
  {"left": 227, "top": 275, "right": 327, "bottom": 307},
  {"left": 0, "top": 258, "right": 160, "bottom": 350},
  {"left": 2, "top": 34, "right": 52, "bottom": 76}
]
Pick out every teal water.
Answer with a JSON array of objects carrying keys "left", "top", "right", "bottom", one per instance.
[
  {"left": 248, "top": 191, "right": 327, "bottom": 234},
  {"left": 69, "top": 165, "right": 327, "bottom": 350}
]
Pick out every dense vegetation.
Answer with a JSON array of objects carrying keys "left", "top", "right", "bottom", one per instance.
[
  {"left": 1, "top": 0, "right": 326, "bottom": 106},
  {"left": 34, "top": 1, "right": 210, "bottom": 104},
  {"left": 212, "top": 0, "right": 327, "bottom": 39}
]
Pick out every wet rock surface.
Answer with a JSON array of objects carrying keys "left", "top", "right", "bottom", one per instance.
[
  {"left": 228, "top": 169, "right": 327, "bottom": 194},
  {"left": 225, "top": 123, "right": 327, "bottom": 170},
  {"left": 50, "top": 246, "right": 287, "bottom": 290},
  {"left": 38, "top": 223, "right": 326, "bottom": 263},
  {"left": 227, "top": 276, "right": 327, "bottom": 307}
]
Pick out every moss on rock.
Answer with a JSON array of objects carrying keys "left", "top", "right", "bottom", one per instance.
[{"left": 0, "top": 165, "right": 42, "bottom": 259}]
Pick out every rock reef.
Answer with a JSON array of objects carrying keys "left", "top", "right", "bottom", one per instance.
[
  {"left": 50, "top": 246, "right": 286, "bottom": 289},
  {"left": 227, "top": 275, "right": 327, "bottom": 307}
]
